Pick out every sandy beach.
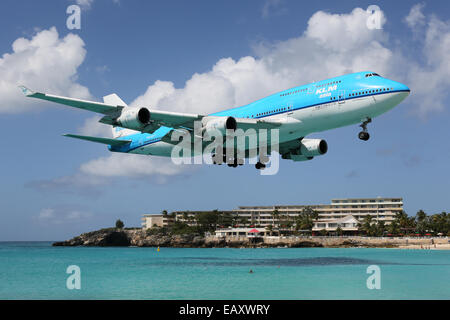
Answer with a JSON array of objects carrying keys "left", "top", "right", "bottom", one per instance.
[{"left": 397, "top": 243, "right": 450, "bottom": 250}]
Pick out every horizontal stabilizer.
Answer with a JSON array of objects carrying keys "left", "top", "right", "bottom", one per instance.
[{"left": 63, "top": 134, "right": 131, "bottom": 146}]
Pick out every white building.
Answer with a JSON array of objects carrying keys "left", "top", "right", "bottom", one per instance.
[
  {"left": 141, "top": 214, "right": 173, "bottom": 229},
  {"left": 312, "top": 215, "right": 359, "bottom": 233},
  {"left": 141, "top": 198, "right": 403, "bottom": 231},
  {"left": 215, "top": 227, "right": 266, "bottom": 238}
]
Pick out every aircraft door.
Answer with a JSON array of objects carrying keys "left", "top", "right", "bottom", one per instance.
[{"left": 338, "top": 90, "right": 346, "bottom": 104}]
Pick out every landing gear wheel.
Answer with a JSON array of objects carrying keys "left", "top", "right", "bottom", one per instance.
[
  {"left": 255, "top": 162, "right": 266, "bottom": 170},
  {"left": 227, "top": 159, "right": 238, "bottom": 168},
  {"left": 358, "top": 118, "right": 372, "bottom": 141},
  {"left": 358, "top": 131, "right": 370, "bottom": 141}
]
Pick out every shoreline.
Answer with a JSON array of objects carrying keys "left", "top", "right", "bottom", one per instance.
[{"left": 52, "top": 228, "right": 450, "bottom": 250}]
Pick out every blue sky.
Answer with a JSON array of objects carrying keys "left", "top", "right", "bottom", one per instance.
[{"left": 0, "top": 0, "right": 449, "bottom": 240}]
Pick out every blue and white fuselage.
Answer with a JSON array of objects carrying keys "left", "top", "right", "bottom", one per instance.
[{"left": 110, "top": 71, "right": 409, "bottom": 158}]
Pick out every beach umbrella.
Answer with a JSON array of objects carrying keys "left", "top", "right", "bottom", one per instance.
[{"left": 248, "top": 228, "right": 260, "bottom": 233}]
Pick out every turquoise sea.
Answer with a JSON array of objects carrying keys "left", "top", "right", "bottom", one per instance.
[{"left": 0, "top": 242, "right": 449, "bottom": 299}]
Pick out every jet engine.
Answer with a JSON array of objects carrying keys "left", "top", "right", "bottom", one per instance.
[
  {"left": 282, "top": 138, "right": 328, "bottom": 161},
  {"left": 299, "top": 139, "right": 328, "bottom": 157},
  {"left": 116, "top": 107, "right": 151, "bottom": 130},
  {"left": 201, "top": 116, "right": 237, "bottom": 136}
]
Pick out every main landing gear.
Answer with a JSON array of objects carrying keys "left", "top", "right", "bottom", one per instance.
[
  {"left": 255, "top": 155, "right": 269, "bottom": 170},
  {"left": 211, "top": 153, "right": 243, "bottom": 168},
  {"left": 358, "top": 118, "right": 372, "bottom": 141},
  {"left": 255, "top": 162, "right": 266, "bottom": 170},
  {"left": 212, "top": 152, "right": 268, "bottom": 170}
]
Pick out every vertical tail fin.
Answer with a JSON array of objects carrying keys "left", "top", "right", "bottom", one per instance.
[{"left": 103, "top": 94, "right": 128, "bottom": 138}]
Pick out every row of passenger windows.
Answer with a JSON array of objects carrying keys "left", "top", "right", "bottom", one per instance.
[
  {"left": 280, "top": 88, "right": 307, "bottom": 97},
  {"left": 329, "top": 87, "right": 394, "bottom": 101},
  {"left": 316, "top": 80, "right": 341, "bottom": 87},
  {"left": 257, "top": 86, "right": 394, "bottom": 116},
  {"left": 365, "top": 73, "right": 381, "bottom": 77},
  {"left": 349, "top": 87, "right": 393, "bottom": 97},
  {"left": 253, "top": 106, "right": 293, "bottom": 117},
  {"left": 280, "top": 79, "right": 343, "bottom": 97}
]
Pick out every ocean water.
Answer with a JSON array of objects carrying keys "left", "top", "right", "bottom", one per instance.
[{"left": 0, "top": 242, "right": 449, "bottom": 299}]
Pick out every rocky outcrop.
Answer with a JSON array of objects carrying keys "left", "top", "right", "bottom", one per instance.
[
  {"left": 53, "top": 229, "right": 211, "bottom": 247},
  {"left": 53, "top": 228, "right": 447, "bottom": 248},
  {"left": 53, "top": 228, "right": 131, "bottom": 247}
]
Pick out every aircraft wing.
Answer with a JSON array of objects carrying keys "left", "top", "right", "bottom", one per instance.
[
  {"left": 142, "top": 114, "right": 280, "bottom": 134},
  {"left": 20, "top": 86, "right": 281, "bottom": 134},
  {"left": 19, "top": 86, "right": 123, "bottom": 115},
  {"left": 234, "top": 118, "right": 282, "bottom": 130},
  {"left": 145, "top": 110, "right": 203, "bottom": 130}
]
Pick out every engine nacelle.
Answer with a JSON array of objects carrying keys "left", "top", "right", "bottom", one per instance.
[
  {"left": 116, "top": 107, "right": 150, "bottom": 130},
  {"left": 282, "top": 138, "right": 328, "bottom": 161},
  {"left": 201, "top": 116, "right": 237, "bottom": 136},
  {"left": 299, "top": 139, "right": 328, "bottom": 157}
]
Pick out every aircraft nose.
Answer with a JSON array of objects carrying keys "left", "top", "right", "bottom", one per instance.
[
  {"left": 395, "top": 81, "right": 410, "bottom": 94},
  {"left": 401, "top": 83, "right": 410, "bottom": 94},
  {"left": 393, "top": 82, "right": 410, "bottom": 103}
]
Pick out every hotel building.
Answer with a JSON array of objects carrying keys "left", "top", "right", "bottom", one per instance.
[{"left": 141, "top": 197, "right": 403, "bottom": 232}]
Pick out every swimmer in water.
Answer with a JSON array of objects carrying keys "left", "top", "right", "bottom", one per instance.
[{"left": 249, "top": 269, "right": 253, "bottom": 274}]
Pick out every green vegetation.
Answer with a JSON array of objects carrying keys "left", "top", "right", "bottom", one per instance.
[
  {"left": 145, "top": 208, "right": 449, "bottom": 238},
  {"left": 146, "top": 221, "right": 198, "bottom": 236},
  {"left": 146, "top": 210, "right": 228, "bottom": 236},
  {"left": 294, "top": 207, "right": 319, "bottom": 234},
  {"left": 115, "top": 219, "right": 124, "bottom": 229},
  {"left": 358, "top": 210, "right": 449, "bottom": 236}
]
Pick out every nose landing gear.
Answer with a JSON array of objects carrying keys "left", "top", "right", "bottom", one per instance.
[{"left": 358, "top": 118, "right": 372, "bottom": 141}]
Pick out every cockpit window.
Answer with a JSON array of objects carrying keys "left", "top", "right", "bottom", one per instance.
[{"left": 365, "top": 73, "right": 381, "bottom": 77}]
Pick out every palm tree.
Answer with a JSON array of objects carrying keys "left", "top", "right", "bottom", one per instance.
[
  {"left": 360, "top": 215, "right": 373, "bottom": 236},
  {"left": 416, "top": 210, "right": 427, "bottom": 223},
  {"left": 272, "top": 209, "right": 280, "bottom": 229},
  {"left": 387, "top": 220, "right": 400, "bottom": 235},
  {"left": 375, "top": 220, "right": 386, "bottom": 236},
  {"left": 238, "top": 216, "right": 249, "bottom": 228}
]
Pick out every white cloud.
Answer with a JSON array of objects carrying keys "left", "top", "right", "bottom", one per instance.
[
  {"left": 0, "top": 27, "right": 91, "bottom": 113},
  {"left": 39, "top": 208, "right": 55, "bottom": 219},
  {"left": 130, "top": 8, "right": 392, "bottom": 117},
  {"left": 262, "top": 0, "right": 287, "bottom": 19},
  {"left": 76, "top": 0, "right": 94, "bottom": 9},
  {"left": 404, "top": 12, "right": 450, "bottom": 116},
  {"left": 405, "top": 3, "right": 426, "bottom": 29},
  {"left": 38, "top": 207, "right": 91, "bottom": 224},
  {"left": 75, "top": 0, "right": 121, "bottom": 10},
  {"left": 78, "top": 115, "right": 113, "bottom": 137},
  {"left": 79, "top": 153, "right": 192, "bottom": 182}
]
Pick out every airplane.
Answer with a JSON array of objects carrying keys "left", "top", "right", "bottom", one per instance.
[{"left": 20, "top": 71, "right": 410, "bottom": 170}]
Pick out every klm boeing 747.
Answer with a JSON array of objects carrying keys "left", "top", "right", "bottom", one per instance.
[{"left": 20, "top": 71, "right": 410, "bottom": 170}]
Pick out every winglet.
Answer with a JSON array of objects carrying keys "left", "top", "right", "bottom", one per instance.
[{"left": 18, "top": 85, "right": 35, "bottom": 97}]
